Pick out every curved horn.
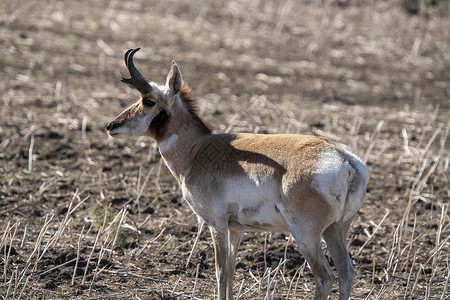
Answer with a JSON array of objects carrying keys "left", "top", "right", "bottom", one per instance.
[{"left": 121, "top": 48, "right": 152, "bottom": 96}]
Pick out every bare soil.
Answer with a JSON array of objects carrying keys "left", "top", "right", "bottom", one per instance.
[{"left": 1, "top": 1, "right": 449, "bottom": 299}]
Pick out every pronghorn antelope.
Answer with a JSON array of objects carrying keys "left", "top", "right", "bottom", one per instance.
[{"left": 106, "top": 48, "right": 369, "bottom": 300}]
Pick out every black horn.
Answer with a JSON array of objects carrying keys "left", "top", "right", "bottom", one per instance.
[{"left": 121, "top": 48, "right": 152, "bottom": 96}]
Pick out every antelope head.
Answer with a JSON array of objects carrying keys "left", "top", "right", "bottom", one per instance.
[{"left": 106, "top": 48, "right": 183, "bottom": 141}]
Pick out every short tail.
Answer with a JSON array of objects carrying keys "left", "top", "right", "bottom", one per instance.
[{"left": 342, "top": 150, "right": 369, "bottom": 222}]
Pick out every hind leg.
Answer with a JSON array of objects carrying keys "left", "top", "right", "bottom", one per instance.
[
  {"left": 323, "top": 220, "right": 354, "bottom": 300},
  {"left": 288, "top": 224, "right": 335, "bottom": 300}
]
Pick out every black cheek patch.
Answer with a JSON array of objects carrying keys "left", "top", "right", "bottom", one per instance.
[
  {"left": 149, "top": 110, "right": 169, "bottom": 140},
  {"left": 150, "top": 110, "right": 168, "bottom": 129}
]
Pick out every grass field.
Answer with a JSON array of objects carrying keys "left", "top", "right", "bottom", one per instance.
[{"left": 1, "top": 0, "right": 449, "bottom": 299}]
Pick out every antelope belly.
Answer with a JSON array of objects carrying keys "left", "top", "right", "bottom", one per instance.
[{"left": 224, "top": 176, "right": 289, "bottom": 232}]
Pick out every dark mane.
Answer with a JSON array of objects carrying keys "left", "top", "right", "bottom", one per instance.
[{"left": 180, "top": 83, "right": 212, "bottom": 134}]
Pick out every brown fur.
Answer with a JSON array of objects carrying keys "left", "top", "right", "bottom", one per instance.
[{"left": 179, "top": 84, "right": 211, "bottom": 135}]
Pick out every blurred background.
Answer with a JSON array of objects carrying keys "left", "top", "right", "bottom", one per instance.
[{"left": 1, "top": 0, "right": 449, "bottom": 299}]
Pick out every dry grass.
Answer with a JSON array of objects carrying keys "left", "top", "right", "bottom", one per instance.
[{"left": 1, "top": 0, "right": 449, "bottom": 299}]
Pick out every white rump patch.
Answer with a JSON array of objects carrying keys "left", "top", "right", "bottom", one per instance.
[
  {"left": 158, "top": 133, "right": 178, "bottom": 153},
  {"left": 313, "top": 148, "right": 345, "bottom": 176},
  {"left": 312, "top": 147, "right": 353, "bottom": 220},
  {"left": 312, "top": 147, "right": 369, "bottom": 222}
]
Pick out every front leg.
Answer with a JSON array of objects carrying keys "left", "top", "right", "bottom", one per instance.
[
  {"left": 227, "top": 228, "right": 243, "bottom": 300},
  {"left": 209, "top": 225, "right": 229, "bottom": 300}
]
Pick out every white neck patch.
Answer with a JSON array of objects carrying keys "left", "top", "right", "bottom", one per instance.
[{"left": 158, "top": 133, "right": 178, "bottom": 153}]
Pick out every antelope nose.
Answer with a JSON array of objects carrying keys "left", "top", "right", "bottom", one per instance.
[{"left": 106, "top": 123, "right": 113, "bottom": 131}]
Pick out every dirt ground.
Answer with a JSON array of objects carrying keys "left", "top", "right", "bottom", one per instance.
[{"left": 1, "top": 0, "right": 449, "bottom": 299}]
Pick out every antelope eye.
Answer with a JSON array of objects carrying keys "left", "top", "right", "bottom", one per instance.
[{"left": 142, "top": 98, "right": 156, "bottom": 107}]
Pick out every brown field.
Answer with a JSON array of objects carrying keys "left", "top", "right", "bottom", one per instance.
[{"left": 1, "top": 0, "right": 449, "bottom": 299}]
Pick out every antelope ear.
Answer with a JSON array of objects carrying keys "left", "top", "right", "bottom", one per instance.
[{"left": 166, "top": 60, "right": 182, "bottom": 96}]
